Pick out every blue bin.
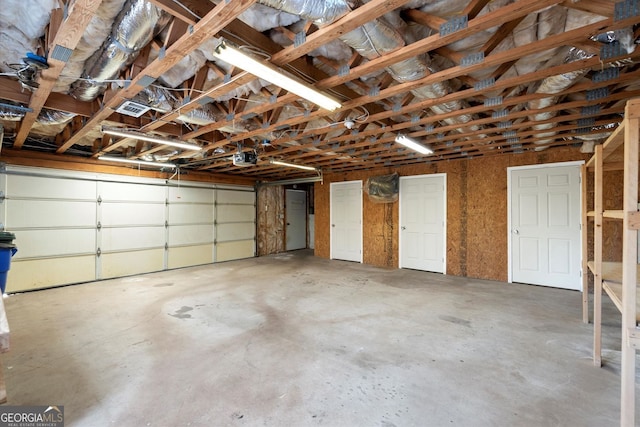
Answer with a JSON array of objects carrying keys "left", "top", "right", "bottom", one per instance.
[
  {"left": 0, "top": 231, "right": 17, "bottom": 294},
  {"left": 0, "top": 246, "right": 17, "bottom": 294}
]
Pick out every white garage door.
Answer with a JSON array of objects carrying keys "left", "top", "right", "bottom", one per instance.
[
  {"left": 0, "top": 166, "right": 255, "bottom": 292},
  {"left": 0, "top": 172, "right": 97, "bottom": 291},
  {"left": 167, "top": 186, "right": 215, "bottom": 269},
  {"left": 98, "top": 181, "right": 166, "bottom": 279},
  {"left": 215, "top": 189, "right": 256, "bottom": 262}
]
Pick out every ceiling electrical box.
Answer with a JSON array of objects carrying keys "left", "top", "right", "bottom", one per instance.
[{"left": 232, "top": 152, "right": 257, "bottom": 167}]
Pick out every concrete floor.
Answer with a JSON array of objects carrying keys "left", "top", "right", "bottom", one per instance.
[{"left": 0, "top": 250, "right": 634, "bottom": 426}]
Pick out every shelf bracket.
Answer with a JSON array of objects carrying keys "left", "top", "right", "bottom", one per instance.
[
  {"left": 626, "top": 328, "right": 640, "bottom": 349},
  {"left": 627, "top": 211, "right": 640, "bottom": 230}
]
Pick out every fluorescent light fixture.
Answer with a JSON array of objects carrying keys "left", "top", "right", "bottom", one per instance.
[
  {"left": 270, "top": 159, "right": 318, "bottom": 171},
  {"left": 98, "top": 156, "right": 176, "bottom": 169},
  {"left": 213, "top": 41, "right": 341, "bottom": 111},
  {"left": 394, "top": 134, "right": 434, "bottom": 155},
  {"left": 102, "top": 127, "right": 202, "bottom": 151}
]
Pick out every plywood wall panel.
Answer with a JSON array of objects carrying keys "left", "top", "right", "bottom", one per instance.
[
  {"left": 315, "top": 147, "right": 596, "bottom": 282},
  {"left": 256, "top": 186, "right": 285, "bottom": 256},
  {"left": 314, "top": 181, "right": 331, "bottom": 258},
  {"left": 363, "top": 189, "right": 397, "bottom": 268},
  {"left": 466, "top": 155, "right": 508, "bottom": 281}
]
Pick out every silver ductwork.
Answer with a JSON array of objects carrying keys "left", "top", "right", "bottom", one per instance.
[
  {"left": 132, "top": 86, "right": 176, "bottom": 114},
  {"left": 258, "top": 0, "right": 475, "bottom": 129},
  {"left": 0, "top": 104, "right": 74, "bottom": 125},
  {"left": 69, "top": 0, "right": 170, "bottom": 101},
  {"left": 257, "top": 0, "right": 349, "bottom": 25},
  {"left": 37, "top": 109, "right": 76, "bottom": 125},
  {"left": 527, "top": 48, "right": 592, "bottom": 151}
]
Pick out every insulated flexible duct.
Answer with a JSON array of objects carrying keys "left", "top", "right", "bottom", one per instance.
[
  {"left": 527, "top": 48, "right": 592, "bottom": 151},
  {"left": 0, "top": 105, "right": 74, "bottom": 125},
  {"left": 257, "top": 0, "right": 474, "bottom": 128},
  {"left": 69, "top": 0, "right": 170, "bottom": 101}
]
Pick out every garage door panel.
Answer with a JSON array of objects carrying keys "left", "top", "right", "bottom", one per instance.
[
  {"left": 217, "top": 205, "right": 255, "bottom": 222},
  {"left": 217, "top": 223, "right": 255, "bottom": 242},
  {"left": 168, "top": 224, "right": 214, "bottom": 246},
  {"left": 8, "top": 256, "right": 95, "bottom": 292},
  {"left": 102, "top": 226, "right": 165, "bottom": 251},
  {"left": 217, "top": 240, "right": 254, "bottom": 262},
  {"left": 14, "top": 229, "right": 96, "bottom": 259},
  {"left": 168, "top": 204, "right": 213, "bottom": 225},
  {"left": 168, "top": 244, "right": 213, "bottom": 269},
  {"left": 2, "top": 167, "right": 256, "bottom": 291},
  {"left": 100, "top": 182, "right": 165, "bottom": 202},
  {"left": 6, "top": 175, "right": 96, "bottom": 200},
  {"left": 101, "top": 249, "right": 164, "bottom": 279},
  {"left": 168, "top": 187, "right": 213, "bottom": 203},
  {"left": 7, "top": 200, "right": 96, "bottom": 228},
  {"left": 101, "top": 203, "right": 165, "bottom": 226},
  {"left": 217, "top": 190, "right": 254, "bottom": 204}
]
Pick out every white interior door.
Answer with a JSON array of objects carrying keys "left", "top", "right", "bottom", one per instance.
[
  {"left": 285, "top": 190, "right": 306, "bottom": 251},
  {"left": 330, "top": 181, "right": 362, "bottom": 262},
  {"left": 399, "top": 174, "right": 446, "bottom": 273},
  {"left": 509, "top": 163, "right": 582, "bottom": 290}
]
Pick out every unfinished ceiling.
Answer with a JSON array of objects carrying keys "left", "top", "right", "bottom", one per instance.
[{"left": 0, "top": 0, "right": 639, "bottom": 181}]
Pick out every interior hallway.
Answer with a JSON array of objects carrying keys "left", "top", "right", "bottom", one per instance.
[{"left": 1, "top": 250, "right": 631, "bottom": 426}]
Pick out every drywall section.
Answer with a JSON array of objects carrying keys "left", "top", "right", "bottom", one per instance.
[
  {"left": 315, "top": 147, "right": 592, "bottom": 282},
  {"left": 256, "top": 185, "right": 285, "bottom": 256}
]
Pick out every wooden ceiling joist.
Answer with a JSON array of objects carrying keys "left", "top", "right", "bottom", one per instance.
[{"left": 55, "top": 0, "right": 257, "bottom": 154}]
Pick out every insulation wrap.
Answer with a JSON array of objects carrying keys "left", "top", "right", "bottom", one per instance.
[{"left": 69, "top": 0, "right": 170, "bottom": 101}]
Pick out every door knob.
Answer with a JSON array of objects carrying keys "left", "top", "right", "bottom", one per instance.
[
  {"left": 401, "top": 226, "right": 406, "bottom": 230},
  {"left": 513, "top": 229, "right": 519, "bottom": 234},
  {"left": 331, "top": 224, "right": 335, "bottom": 227}
]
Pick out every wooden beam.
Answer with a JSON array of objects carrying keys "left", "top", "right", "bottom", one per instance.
[
  {"left": 13, "top": 0, "right": 103, "bottom": 149},
  {"left": 147, "top": 0, "right": 212, "bottom": 25},
  {"left": 56, "top": 0, "right": 257, "bottom": 154},
  {"left": 183, "top": 0, "right": 567, "bottom": 140},
  {"left": 561, "top": 0, "right": 615, "bottom": 18},
  {"left": 463, "top": 0, "right": 493, "bottom": 19},
  {"left": 266, "top": 0, "right": 414, "bottom": 66},
  {"left": 481, "top": 16, "right": 526, "bottom": 55},
  {"left": 193, "top": 18, "right": 620, "bottom": 145},
  {"left": 402, "top": 9, "right": 445, "bottom": 31}
]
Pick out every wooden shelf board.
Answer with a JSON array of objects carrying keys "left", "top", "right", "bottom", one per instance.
[
  {"left": 587, "top": 211, "right": 595, "bottom": 217},
  {"left": 602, "top": 123, "right": 625, "bottom": 161},
  {"left": 597, "top": 261, "right": 640, "bottom": 321},
  {"left": 587, "top": 260, "right": 596, "bottom": 275},
  {"left": 603, "top": 210, "right": 624, "bottom": 219}
]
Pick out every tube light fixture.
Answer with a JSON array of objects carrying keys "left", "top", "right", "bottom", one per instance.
[
  {"left": 98, "top": 155, "right": 177, "bottom": 169},
  {"left": 102, "top": 127, "right": 202, "bottom": 151},
  {"left": 394, "top": 134, "right": 434, "bottom": 155},
  {"left": 270, "top": 159, "right": 318, "bottom": 171},
  {"left": 212, "top": 41, "right": 341, "bottom": 111}
]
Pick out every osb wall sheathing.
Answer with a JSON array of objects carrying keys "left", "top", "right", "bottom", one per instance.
[
  {"left": 315, "top": 147, "right": 592, "bottom": 282},
  {"left": 603, "top": 170, "right": 624, "bottom": 261},
  {"left": 257, "top": 186, "right": 285, "bottom": 256}
]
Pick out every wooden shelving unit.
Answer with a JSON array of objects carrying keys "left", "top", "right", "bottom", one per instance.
[{"left": 583, "top": 98, "right": 640, "bottom": 426}]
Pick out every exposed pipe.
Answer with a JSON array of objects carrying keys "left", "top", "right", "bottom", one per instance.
[{"left": 69, "top": 0, "right": 170, "bottom": 101}]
